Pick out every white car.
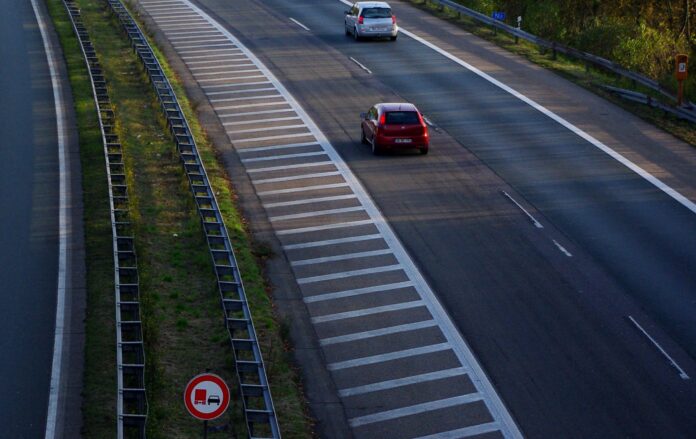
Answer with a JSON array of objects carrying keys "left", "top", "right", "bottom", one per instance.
[{"left": 345, "top": 1, "right": 398, "bottom": 41}]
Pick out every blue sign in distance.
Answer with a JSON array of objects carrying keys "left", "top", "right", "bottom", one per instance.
[{"left": 492, "top": 11, "right": 506, "bottom": 21}]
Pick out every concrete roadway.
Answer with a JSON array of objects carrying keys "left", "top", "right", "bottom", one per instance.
[
  {"left": 164, "top": 0, "right": 696, "bottom": 436},
  {"left": 0, "top": 1, "right": 82, "bottom": 438}
]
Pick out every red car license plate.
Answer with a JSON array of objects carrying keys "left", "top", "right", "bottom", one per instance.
[{"left": 395, "top": 138, "right": 412, "bottom": 143}]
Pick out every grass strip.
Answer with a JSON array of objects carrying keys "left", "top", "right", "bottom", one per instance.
[
  {"left": 46, "top": 0, "right": 312, "bottom": 437},
  {"left": 409, "top": 0, "right": 696, "bottom": 147},
  {"left": 45, "top": 1, "right": 117, "bottom": 436}
]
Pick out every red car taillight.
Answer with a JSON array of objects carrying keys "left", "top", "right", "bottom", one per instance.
[{"left": 358, "top": 16, "right": 364, "bottom": 24}]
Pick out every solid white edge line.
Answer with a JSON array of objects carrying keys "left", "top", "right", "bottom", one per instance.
[
  {"left": 628, "top": 316, "right": 690, "bottom": 380},
  {"left": 289, "top": 17, "right": 310, "bottom": 31},
  {"left": 387, "top": 12, "right": 696, "bottom": 215},
  {"left": 32, "top": 0, "right": 69, "bottom": 438},
  {"left": 176, "top": 1, "right": 523, "bottom": 436}
]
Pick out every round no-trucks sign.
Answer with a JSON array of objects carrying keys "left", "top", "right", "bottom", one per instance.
[{"left": 184, "top": 373, "right": 231, "bottom": 420}]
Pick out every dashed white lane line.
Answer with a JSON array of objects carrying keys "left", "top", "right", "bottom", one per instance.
[
  {"left": 303, "top": 281, "right": 414, "bottom": 303},
  {"left": 31, "top": 0, "right": 70, "bottom": 437},
  {"left": 289, "top": 17, "right": 310, "bottom": 31},
  {"left": 628, "top": 316, "right": 690, "bottom": 380},
  {"left": 320, "top": 320, "right": 438, "bottom": 346},
  {"left": 552, "top": 239, "right": 573, "bottom": 257},
  {"left": 350, "top": 56, "right": 372, "bottom": 74},
  {"left": 349, "top": 394, "right": 483, "bottom": 428},
  {"left": 338, "top": 366, "right": 467, "bottom": 397},
  {"left": 502, "top": 190, "right": 543, "bottom": 229},
  {"left": 327, "top": 343, "right": 451, "bottom": 370}
]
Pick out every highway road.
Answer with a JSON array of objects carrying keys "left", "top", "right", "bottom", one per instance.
[
  {"left": 0, "top": 1, "right": 82, "bottom": 438},
  {"left": 137, "top": 0, "right": 696, "bottom": 437}
]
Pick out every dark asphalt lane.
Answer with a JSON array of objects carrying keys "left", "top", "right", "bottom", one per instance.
[
  {"left": 0, "top": 1, "right": 60, "bottom": 437},
  {"left": 179, "top": 0, "right": 696, "bottom": 437}
]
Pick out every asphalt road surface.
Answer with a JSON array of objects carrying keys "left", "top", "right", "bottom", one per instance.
[
  {"left": 140, "top": 0, "right": 696, "bottom": 437},
  {"left": 0, "top": 2, "right": 82, "bottom": 438}
]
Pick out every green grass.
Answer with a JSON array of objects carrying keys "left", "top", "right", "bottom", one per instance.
[
  {"left": 46, "top": 0, "right": 313, "bottom": 437},
  {"left": 45, "top": 1, "right": 117, "bottom": 436},
  {"left": 410, "top": 0, "right": 696, "bottom": 147}
]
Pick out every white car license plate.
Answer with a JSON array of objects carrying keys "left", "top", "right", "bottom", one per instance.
[{"left": 395, "top": 138, "right": 412, "bottom": 143}]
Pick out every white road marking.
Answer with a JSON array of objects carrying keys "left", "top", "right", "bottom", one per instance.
[
  {"left": 210, "top": 93, "right": 280, "bottom": 102},
  {"left": 320, "top": 320, "right": 438, "bottom": 345},
  {"left": 502, "top": 190, "right": 543, "bottom": 229},
  {"left": 32, "top": 1, "right": 69, "bottom": 438},
  {"left": 350, "top": 56, "right": 372, "bottom": 74},
  {"left": 415, "top": 421, "right": 502, "bottom": 438},
  {"left": 168, "top": 31, "right": 221, "bottom": 39},
  {"left": 628, "top": 316, "right": 690, "bottom": 380},
  {"left": 552, "top": 239, "right": 573, "bottom": 257},
  {"left": 228, "top": 116, "right": 301, "bottom": 128},
  {"left": 215, "top": 100, "right": 288, "bottom": 109},
  {"left": 197, "top": 69, "right": 260, "bottom": 77},
  {"left": 271, "top": 206, "right": 365, "bottom": 222},
  {"left": 204, "top": 82, "right": 270, "bottom": 91},
  {"left": 275, "top": 219, "right": 374, "bottom": 235},
  {"left": 311, "top": 300, "right": 422, "bottom": 323},
  {"left": 229, "top": 121, "right": 306, "bottom": 134},
  {"left": 252, "top": 170, "right": 340, "bottom": 184},
  {"left": 208, "top": 85, "right": 275, "bottom": 94},
  {"left": 328, "top": 343, "right": 451, "bottom": 370},
  {"left": 292, "top": 248, "right": 392, "bottom": 266},
  {"left": 247, "top": 160, "right": 332, "bottom": 173},
  {"left": 173, "top": 38, "right": 229, "bottom": 45},
  {"left": 289, "top": 17, "right": 310, "bottom": 31},
  {"left": 303, "top": 280, "right": 413, "bottom": 303},
  {"left": 338, "top": 366, "right": 467, "bottom": 397},
  {"left": 174, "top": 40, "right": 235, "bottom": 49},
  {"left": 257, "top": 182, "right": 349, "bottom": 196},
  {"left": 234, "top": 132, "right": 311, "bottom": 144},
  {"left": 185, "top": 54, "right": 247, "bottom": 61},
  {"left": 237, "top": 140, "right": 319, "bottom": 152},
  {"left": 190, "top": 63, "right": 255, "bottom": 71},
  {"left": 284, "top": 233, "right": 382, "bottom": 250},
  {"left": 298, "top": 264, "right": 403, "bottom": 285},
  {"left": 264, "top": 193, "right": 355, "bottom": 207},
  {"left": 349, "top": 393, "right": 483, "bottom": 427}
]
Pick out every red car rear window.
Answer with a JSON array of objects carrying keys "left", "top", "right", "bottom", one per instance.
[{"left": 385, "top": 111, "right": 419, "bottom": 124}]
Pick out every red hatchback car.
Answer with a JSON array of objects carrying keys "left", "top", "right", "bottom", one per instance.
[{"left": 361, "top": 103, "right": 429, "bottom": 155}]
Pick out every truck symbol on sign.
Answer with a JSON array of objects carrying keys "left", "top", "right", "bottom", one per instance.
[{"left": 194, "top": 389, "right": 207, "bottom": 405}]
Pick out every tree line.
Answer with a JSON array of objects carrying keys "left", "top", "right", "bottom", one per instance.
[{"left": 462, "top": 0, "right": 695, "bottom": 100}]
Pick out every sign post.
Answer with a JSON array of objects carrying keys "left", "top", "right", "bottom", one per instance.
[
  {"left": 184, "top": 373, "right": 231, "bottom": 438},
  {"left": 675, "top": 54, "right": 688, "bottom": 106}
]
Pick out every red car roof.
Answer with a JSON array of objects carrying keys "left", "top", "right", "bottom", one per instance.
[{"left": 377, "top": 102, "right": 418, "bottom": 112}]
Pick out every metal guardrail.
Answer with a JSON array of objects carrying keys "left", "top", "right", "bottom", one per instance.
[
  {"left": 430, "top": 0, "right": 689, "bottom": 106},
  {"left": 601, "top": 85, "right": 696, "bottom": 124},
  {"left": 105, "top": 1, "right": 281, "bottom": 437},
  {"left": 60, "top": 1, "right": 148, "bottom": 438}
]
